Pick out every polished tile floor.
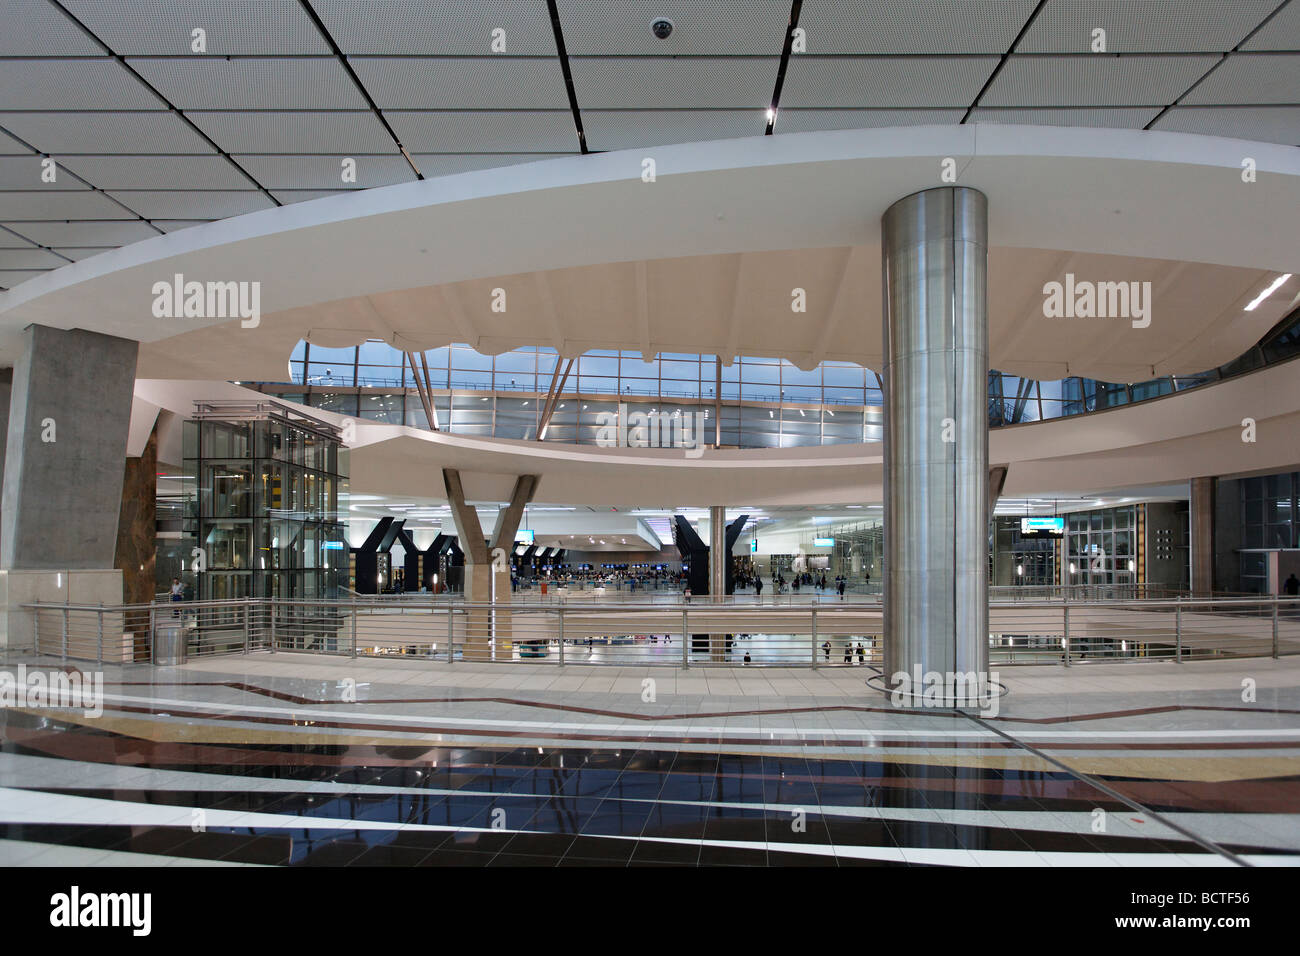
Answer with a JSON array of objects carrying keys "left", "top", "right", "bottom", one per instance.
[{"left": 1, "top": 653, "right": 1298, "bottom": 866}]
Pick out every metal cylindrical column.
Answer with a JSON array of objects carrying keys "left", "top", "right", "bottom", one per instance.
[
  {"left": 709, "top": 506, "right": 726, "bottom": 603},
  {"left": 882, "top": 186, "right": 989, "bottom": 705}
]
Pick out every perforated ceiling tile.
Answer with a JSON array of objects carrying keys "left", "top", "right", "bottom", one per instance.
[
  {"left": 0, "top": 59, "right": 164, "bottom": 110},
  {"left": 409, "top": 153, "right": 567, "bottom": 177},
  {"left": 774, "top": 108, "right": 967, "bottom": 132},
  {"left": 314, "top": 0, "right": 557, "bottom": 55},
  {"left": 0, "top": 0, "right": 103, "bottom": 55},
  {"left": 49, "top": 247, "right": 112, "bottom": 261},
  {"left": 268, "top": 189, "right": 352, "bottom": 205},
  {"left": 387, "top": 111, "right": 579, "bottom": 153},
  {"left": 1243, "top": 0, "right": 1300, "bottom": 51},
  {"left": 152, "top": 220, "right": 214, "bottom": 233},
  {"left": 0, "top": 111, "right": 215, "bottom": 153},
  {"left": 1181, "top": 53, "right": 1300, "bottom": 105},
  {"left": 349, "top": 57, "right": 570, "bottom": 110},
  {"left": 60, "top": 0, "right": 331, "bottom": 55},
  {"left": 1152, "top": 105, "right": 1300, "bottom": 145},
  {"left": 556, "top": 0, "right": 790, "bottom": 55},
  {"left": 0, "top": 227, "right": 37, "bottom": 247},
  {"left": 969, "top": 106, "right": 1163, "bottom": 127},
  {"left": 2, "top": 219, "right": 159, "bottom": 246},
  {"left": 0, "top": 190, "right": 133, "bottom": 219},
  {"left": 796, "top": 0, "right": 1038, "bottom": 54},
  {"left": 981, "top": 53, "right": 1220, "bottom": 106},
  {"left": 57, "top": 154, "right": 251, "bottom": 189},
  {"left": 1018, "top": 0, "right": 1278, "bottom": 53},
  {"left": 0, "top": 247, "right": 68, "bottom": 270},
  {"left": 570, "top": 57, "right": 781, "bottom": 109},
  {"left": 0, "top": 270, "right": 51, "bottom": 289},
  {"left": 780, "top": 56, "right": 999, "bottom": 108},
  {"left": 128, "top": 57, "right": 368, "bottom": 110},
  {"left": 0, "top": 129, "right": 33, "bottom": 154},
  {"left": 233, "top": 154, "right": 415, "bottom": 189},
  {"left": 186, "top": 111, "right": 397, "bottom": 153},
  {"left": 581, "top": 110, "right": 764, "bottom": 150},
  {"left": 0, "top": 155, "right": 91, "bottom": 189},
  {"left": 103, "top": 189, "right": 274, "bottom": 219}
]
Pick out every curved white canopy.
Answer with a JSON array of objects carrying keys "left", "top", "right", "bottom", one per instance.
[{"left": 4, "top": 125, "right": 1299, "bottom": 381}]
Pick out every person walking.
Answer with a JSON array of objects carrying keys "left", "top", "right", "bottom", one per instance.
[
  {"left": 822, "top": 640, "right": 831, "bottom": 662},
  {"left": 844, "top": 642, "right": 852, "bottom": 664},
  {"left": 837, "top": 578, "right": 846, "bottom": 600},
  {"left": 1285, "top": 573, "right": 1299, "bottom": 596},
  {"left": 754, "top": 576, "right": 763, "bottom": 602},
  {"left": 856, "top": 641, "right": 865, "bottom": 664},
  {"left": 169, "top": 577, "right": 184, "bottom": 618}
]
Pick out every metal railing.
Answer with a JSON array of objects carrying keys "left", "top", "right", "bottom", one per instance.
[{"left": 20, "top": 595, "right": 1300, "bottom": 668}]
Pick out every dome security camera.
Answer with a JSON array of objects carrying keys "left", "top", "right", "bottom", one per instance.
[{"left": 651, "top": 17, "right": 674, "bottom": 39}]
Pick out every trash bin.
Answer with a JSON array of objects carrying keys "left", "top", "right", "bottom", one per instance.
[{"left": 153, "top": 624, "right": 186, "bottom": 666}]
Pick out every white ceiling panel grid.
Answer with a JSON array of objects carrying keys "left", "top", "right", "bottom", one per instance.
[
  {"left": 0, "top": 269, "right": 52, "bottom": 288},
  {"left": 269, "top": 189, "right": 354, "bottom": 205},
  {"left": 795, "top": 0, "right": 1039, "bottom": 54},
  {"left": 581, "top": 110, "right": 766, "bottom": 150},
  {"left": 59, "top": 0, "right": 331, "bottom": 55},
  {"left": 1152, "top": 105, "right": 1300, "bottom": 144},
  {"left": 1181, "top": 53, "right": 1300, "bottom": 104},
  {"left": 0, "top": 155, "right": 91, "bottom": 188},
  {"left": 0, "top": 190, "right": 135, "bottom": 219},
  {"left": 1, "top": 219, "right": 160, "bottom": 246},
  {"left": 185, "top": 111, "right": 398, "bottom": 153},
  {"left": 102, "top": 189, "right": 273, "bottom": 219},
  {"left": 349, "top": 57, "right": 571, "bottom": 110},
  {"left": 152, "top": 220, "right": 214, "bottom": 233},
  {"left": 0, "top": 246, "right": 67, "bottom": 269},
  {"left": 1018, "top": 0, "right": 1280, "bottom": 53},
  {"left": 569, "top": 57, "right": 781, "bottom": 109},
  {"left": 234, "top": 154, "right": 415, "bottom": 189},
  {"left": 981, "top": 54, "right": 1221, "bottom": 106},
  {"left": 775, "top": 108, "right": 969, "bottom": 133},
  {"left": 0, "top": 58, "right": 164, "bottom": 110},
  {"left": 127, "top": 56, "right": 369, "bottom": 110},
  {"left": 781, "top": 56, "right": 1001, "bottom": 108},
  {"left": 0, "top": 0, "right": 103, "bottom": 55},
  {"left": 0, "top": 111, "right": 216, "bottom": 153},
  {"left": 0, "top": 129, "right": 33, "bottom": 154},
  {"left": 408, "top": 153, "right": 571, "bottom": 177},
  {"left": 314, "top": 0, "right": 558, "bottom": 55},
  {"left": 387, "top": 110, "right": 580, "bottom": 153},
  {"left": 969, "top": 106, "right": 1164, "bottom": 127},
  {"left": 0, "top": 228, "right": 37, "bottom": 247},
  {"left": 56, "top": 154, "right": 252, "bottom": 189},
  {"left": 556, "top": 0, "right": 790, "bottom": 56},
  {"left": 1242, "top": 0, "right": 1300, "bottom": 50},
  {"left": 49, "top": 246, "right": 113, "bottom": 261}
]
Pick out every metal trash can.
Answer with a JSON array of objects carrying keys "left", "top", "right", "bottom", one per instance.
[{"left": 153, "top": 624, "right": 187, "bottom": 666}]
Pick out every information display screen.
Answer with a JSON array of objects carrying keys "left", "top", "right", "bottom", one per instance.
[{"left": 1020, "top": 516, "right": 1065, "bottom": 538}]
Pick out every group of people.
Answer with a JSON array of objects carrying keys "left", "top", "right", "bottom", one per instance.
[
  {"left": 764, "top": 571, "right": 855, "bottom": 599},
  {"left": 822, "top": 639, "right": 871, "bottom": 663}
]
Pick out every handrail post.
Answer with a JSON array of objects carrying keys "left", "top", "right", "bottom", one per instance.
[
  {"left": 447, "top": 606, "right": 455, "bottom": 664},
  {"left": 269, "top": 599, "right": 276, "bottom": 653},
  {"left": 810, "top": 605, "right": 818, "bottom": 669},
  {"left": 557, "top": 607, "right": 565, "bottom": 666},
  {"left": 243, "top": 599, "right": 249, "bottom": 654},
  {"left": 149, "top": 602, "right": 156, "bottom": 664},
  {"left": 351, "top": 602, "right": 358, "bottom": 657},
  {"left": 1062, "top": 602, "right": 1070, "bottom": 666},
  {"left": 61, "top": 603, "right": 68, "bottom": 662},
  {"left": 1273, "top": 596, "right": 1280, "bottom": 659},
  {"left": 97, "top": 603, "right": 104, "bottom": 665},
  {"left": 1175, "top": 596, "right": 1183, "bottom": 662},
  {"left": 681, "top": 606, "right": 689, "bottom": 668},
  {"left": 1175, "top": 597, "right": 1183, "bottom": 663}
]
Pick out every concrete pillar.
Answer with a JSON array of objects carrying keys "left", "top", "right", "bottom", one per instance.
[
  {"left": 1190, "top": 476, "right": 1214, "bottom": 596},
  {"left": 0, "top": 326, "right": 138, "bottom": 649},
  {"left": 708, "top": 505, "right": 726, "bottom": 660},
  {"left": 442, "top": 468, "right": 537, "bottom": 661},
  {"left": 881, "top": 187, "right": 990, "bottom": 706},
  {"left": 115, "top": 417, "right": 158, "bottom": 659}
]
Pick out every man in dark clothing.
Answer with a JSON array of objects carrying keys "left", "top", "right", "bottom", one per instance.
[
  {"left": 837, "top": 579, "right": 846, "bottom": 599},
  {"left": 1286, "top": 573, "right": 1300, "bottom": 596}
]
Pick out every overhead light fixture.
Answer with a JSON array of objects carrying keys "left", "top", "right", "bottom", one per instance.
[{"left": 1245, "top": 274, "right": 1292, "bottom": 311}]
